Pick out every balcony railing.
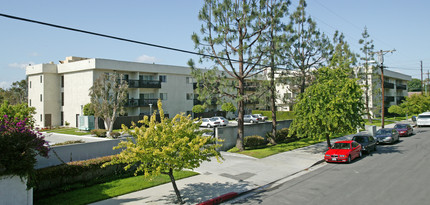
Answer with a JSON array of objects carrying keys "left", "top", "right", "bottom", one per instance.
[
  {"left": 125, "top": 79, "right": 161, "bottom": 88},
  {"left": 124, "top": 98, "right": 159, "bottom": 107},
  {"left": 396, "top": 84, "right": 407, "bottom": 90},
  {"left": 383, "top": 81, "right": 395, "bottom": 89}
]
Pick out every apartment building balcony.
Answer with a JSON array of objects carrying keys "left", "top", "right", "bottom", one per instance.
[
  {"left": 396, "top": 84, "right": 407, "bottom": 90},
  {"left": 383, "top": 81, "right": 395, "bottom": 89},
  {"left": 126, "top": 79, "right": 161, "bottom": 89},
  {"left": 125, "top": 98, "right": 159, "bottom": 107},
  {"left": 385, "top": 96, "right": 395, "bottom": 102},
  {"left": 396, "top": 96, "right": 406, "bottom": 104}
]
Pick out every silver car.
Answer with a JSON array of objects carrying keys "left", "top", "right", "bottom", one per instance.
[
  {"left": 374, "top": 128, "right": 399, "bottom": 144},
  {"left": 243, "top": 114, "right": 262, "bottom": 123},
  {"left": 210, "top": 116, "right": 229, "bottom": 126}
]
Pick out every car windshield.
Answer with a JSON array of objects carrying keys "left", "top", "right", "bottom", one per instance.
[
  {"left": 353, "top": 136, "right": 367, "bottom": 143},
  {"left": 376, "top": 129, "right": 391, "bottom": 135},
  {"left": 394, "top": 124, "right": 407, "bottom": 129},
  {"left": 251, "top": 115, "right": 259, "bottom": 118},
  {"left": 332, "top": 143, "right": 350, "bottom": 149},
  {"left": 419, "top": 115, "right": 430, "bottom": 119}
]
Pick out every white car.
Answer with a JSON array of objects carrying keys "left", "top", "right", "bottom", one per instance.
[
  {"left": 417, "top": 112, "right": 430, "bottom": 127},
  {"left": 199, "top": 118, "right": 220, "bottom": 128},
  {"left": 211, "top": 116, "right": 229, "bottom": 126},
  {"left": 254, "top": 114, "right": 268, "bottom": 121}
]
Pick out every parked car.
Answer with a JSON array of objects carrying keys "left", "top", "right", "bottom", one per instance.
[
  {"left": 210, "top": 116, "right": 229, "bottom": 126},
  {"left": 417, "top": 112, "right": 430, "bottom": 127},
  {"left": 243, "top": 114, "right": 262, "bottom": 123},
  {"left": 394, "top": 123, "right": 413, "bottom": 137},
  {"left": 199, "top": 118, "right": 220, "bottom": 128},
  {"left": 374, "top": 128, "right": 399, "bottom": 144},
  {"left": 352, "top": 133, "right": 377, "bottom": 154},
  {"left": 324, "top": 140, "right": 362, "bottom": 163},
  {"left": 254, "top": 114, "right": 268, "bottom": 121}
]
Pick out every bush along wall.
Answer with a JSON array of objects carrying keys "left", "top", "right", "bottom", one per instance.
[
  {"left": 252, "top": 110, "right": 295, "bottom": 121},
  {"left": 31, "top": 155, "right": 139, "bottom": 199}
]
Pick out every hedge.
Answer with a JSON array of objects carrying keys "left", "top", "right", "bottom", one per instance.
[
  {"left": 244, "top": 135, "right": 267, "bottom": 148},
  {"left": 252, "top": 110, "right": 295, "bottom": 121}
]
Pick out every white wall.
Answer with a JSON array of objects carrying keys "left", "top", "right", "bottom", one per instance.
[{"left": 0, "top": 175, "right": 32, "bottom": 205}]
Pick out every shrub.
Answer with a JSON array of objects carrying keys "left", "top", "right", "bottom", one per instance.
[
  {"left": 252, "top": 110, "right": 295, "bottom": 121},
  {"left": 110, "top": 131, "right": 121, "bottom": 138},
  {"left": 244, "top": 135, "right": 266, "bottom": 148},
  {"left": 266, "top": 128, "right": 299, "bottom": 144},
  {"left": 90, "top": 129, "right": 107, "bottom": 137},
  {"left": 0, "top": 115, "right": 49, "bottom": 181}
]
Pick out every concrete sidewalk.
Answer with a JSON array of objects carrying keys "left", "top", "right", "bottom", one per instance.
[
  {"left": 91, "top": 135, "right": 353, "bottom": 205},
  {"left": 89, "top": 119, "right": 412, "bottom": 204}
]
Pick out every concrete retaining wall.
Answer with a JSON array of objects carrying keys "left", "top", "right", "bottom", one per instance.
[
  {"left": 36, "top": 139, "right": 123, "bottom": 169},
  {"left": 216, "top": 120, "right": 292, "bottom": 151},
  {"left": 0, "top": 175, "right": 32, "bottom": 205}
]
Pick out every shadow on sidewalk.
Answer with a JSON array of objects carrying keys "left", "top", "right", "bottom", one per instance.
[{"left": 152, "top": 181, "right": 250, "bottom": 204}]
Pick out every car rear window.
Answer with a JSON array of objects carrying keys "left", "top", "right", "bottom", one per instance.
[{"left": 418, "top": 115, "right": 430, "bottom": 119}]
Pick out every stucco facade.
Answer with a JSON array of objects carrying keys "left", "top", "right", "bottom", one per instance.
[{"left": 26, "top": 57, "right": 203, "bottom": 128}]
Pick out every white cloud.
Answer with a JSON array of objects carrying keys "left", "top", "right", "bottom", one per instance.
[
  {"left": 8, "top": 62, "right": 35, "bottom": 69},
  {"left": 136, "top": 54, "right": 159, "bottom": 63},
  {"left": 0, "top": 81, "right": 11, "bottom": 89}
]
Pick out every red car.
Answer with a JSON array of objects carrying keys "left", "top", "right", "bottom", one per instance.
[
  {"left": 324, "top": 140, "right": 362, "bottom": 163},
  {"left": 393, "top": 123, "right": 413, "bottom": 137}
]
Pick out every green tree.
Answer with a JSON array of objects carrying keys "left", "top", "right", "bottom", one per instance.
[
  {"left": 221, "top": 102, "right": 236, "bottom": 113},
  {"left": 192, "top": 104, "right": 206, "bottom": 113},
  {"left": 83, "top": 103, "right": 95, "bottom": 116},
  {"left": 259, "top": 0, "right": 291, "bottom": 145},
  {"left": 0, "top": 101, "right": 36, "bottom": 126},
  {"left": 283, "top": 0, "right": 331, "bottom": 94},
  {"left": 358, "top": 26, "right": 377, "bottom": 123},
  {"left": 89, "top": 73, "right": 128, "bottom": 137},
  {"left": 190, "top": 0, "right": 268, "bottom": 151},
  {"left": 388, "top": 104, "right": 406, "bottom": 116},
  {"left": 391, "top": 94, "right": 430, "bottom": 115},
  {"left": 0, "top": 79, "right": 28, "bottom": 105},
  {"left": 289, "top": 67, "right": 365, "bottom": 148},
  {"left": 103, "top": 100, "right": 222, "bottom": 203},
  {"left": 408, "top": 78, "right": 422, "bottom": 92}
]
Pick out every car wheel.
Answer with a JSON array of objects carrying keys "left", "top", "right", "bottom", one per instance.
[
  {"left": 347, "top": 155, "right": 352, "bottom": 163},
  {"left": 359, "top": 151, "right": 363, "bottom": 158},
  {"left": 207, "top": 124, "right": 211, "bottom": 128},
  {"left": 250, "top": 120, "right": 254, "bottom": 123}
]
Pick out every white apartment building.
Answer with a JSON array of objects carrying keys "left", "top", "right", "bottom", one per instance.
[{"left": 26, "top": 56, "right": 202, "bottom": 128}]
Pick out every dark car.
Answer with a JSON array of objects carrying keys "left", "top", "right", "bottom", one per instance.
[
  {"left": 393, "top": 123, "right": 413, "bottom": 137},
  {"left": 374, "top": 128, "right": 399, "bottom": 144},
  {"left": 352, "top": 133, "right": 377, "bottom": 154}
]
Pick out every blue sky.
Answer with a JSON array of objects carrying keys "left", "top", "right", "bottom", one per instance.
[{"left": 1, "top": 0, "right": 429, "bottom": 88}]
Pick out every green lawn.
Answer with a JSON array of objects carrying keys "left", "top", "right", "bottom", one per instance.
[
  {"left": 34, "top": 171, "right": 198, "bottom": 205},
  {"left": 228, "top": 134, "right": 343, "bottom": 159},
  {"left": 45, "top": 128, "right": 91, "bottom": 136}
]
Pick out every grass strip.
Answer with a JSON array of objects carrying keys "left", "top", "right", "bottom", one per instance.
[
  {"left": 34, "top": 170, "right": 198, "bottom": 205},
  {"left": 229, "top": 135, "right": 343, "bottom": 159},
  {"left": 46, "top": 128, "right": 91, "bottom": 136}
]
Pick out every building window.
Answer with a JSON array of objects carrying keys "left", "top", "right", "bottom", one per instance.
[
  {"left": 61, "top": 76, "right": 64, "bottom": 88},
  {"left": 29, "top": 99, "right": 31, "bottom": 106},
  {"left": 40, "top": 114, "right": 42, "bottom": 122},
  {"left": 186, "top": 77, "right": 193, "bottom": 84},
  {"left": 159, "top": 75, "right": 167, "bottom": 82},
  {"left": 61, "top": 112, "right": 64, "bottom": 126},
  {"left": 160, "top": 93, "right": 167, "bottom": 100},
  {"left": 40, "top": 94, "right": 42, "bottom": 102},
  {"left": 29, "top": 81, "right": 31, "bottom": 88},
  {"left": 186, "top": 93, "right": 193, "bottom": 100},
  {"left": 40, "top": 75, "right": 42, "bottom": 83},
  {"left": 61, "top": 92, "right": 64, "bottom": 106}
]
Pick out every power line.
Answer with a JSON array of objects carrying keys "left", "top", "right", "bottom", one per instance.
[{"left": 0, "top": 13, "right": 268, "bottom": 68}]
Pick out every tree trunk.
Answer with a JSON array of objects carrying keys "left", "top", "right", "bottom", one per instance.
[
  {"left": 168, "top": 168, "right": 183, "bottom": 204},
  {"left": 365, "top": 66, "right": 373, "bottom": 123},
  {"left": 237, "top": 96, "right": 245, "bottom": 151},
  {"left": 269, "top": 67, "right": 277, "bottom": 144},
  {"left": 326, "top": 133, "right": 331, "bottom": 148}
]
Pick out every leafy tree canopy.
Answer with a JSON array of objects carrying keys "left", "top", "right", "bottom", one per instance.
[
  {"left": 389, "top": 94, "right": 430, "bottom": 115},
  {"left": 192, "top": 104, "right": 206, "bottom": 114},
  {"left": 83, "top": 103, "right": 95, "bottom": 116},
  {"left": 289, "top": 67, "right": 365, "bottom": 147},
  {"left": 221, "top": 102, "right": 236, "bottom": 113},
  {"left": 0, "top": 101, "right": 36, "bottom": 126},
  {"left": 408, "top": 78, "right": 422, "bottom": 92},
  {"left": 103, "top": 100, "right": 222, "bottom": 203}
]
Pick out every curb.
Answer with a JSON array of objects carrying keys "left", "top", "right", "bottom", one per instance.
[{"left": 196, "top": 159, "right": 327, "bottom": 205}]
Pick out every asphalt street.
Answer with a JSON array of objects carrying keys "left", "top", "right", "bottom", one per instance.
[{"left": 229, "top": 127, "right": 430, "bottom": 205}]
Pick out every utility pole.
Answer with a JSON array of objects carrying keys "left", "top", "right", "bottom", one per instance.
[
  {"left": 370, "top": 49, "right": 396, "bottom": 128},
  {"left": 421, "top": 61, "right": 423, "bottom": 95}
]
